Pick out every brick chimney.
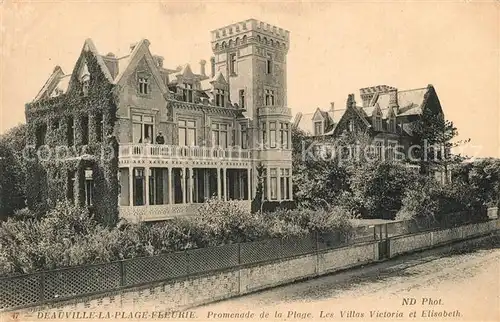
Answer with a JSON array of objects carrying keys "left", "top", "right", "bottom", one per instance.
[
  {"left": 389, "top": 88, "right": 399, "bottom": 113},
  {"left": 102, "top": 53, "right": 119, "bottom": 79},
  {"left": 200, "top": 59, "right": 206, "bottom": 76},
  {"left": 346, "top": 94, "right": 356, "bottom": 109},
  {"left": 152, "top": 55, "right": 164, "bottom": 68},
  {"left": 210, "top": 56, "right": 216, "bottom": 78}
]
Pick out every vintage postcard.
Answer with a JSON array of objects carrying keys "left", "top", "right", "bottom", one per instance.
[{"left": 0, "top": 0, "right": 499, "bottom": 321}]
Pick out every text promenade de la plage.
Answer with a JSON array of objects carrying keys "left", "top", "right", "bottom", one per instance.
[{"left": 32, "top": 297, "right": 461, "bottom": 320}]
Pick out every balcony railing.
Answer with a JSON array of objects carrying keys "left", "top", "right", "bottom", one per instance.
[
  {"left": 258, "top": 107, "right": 292, "bottom": 117},
  {"left": 119, "top": 143, "right": 251, "bottom": 160}
]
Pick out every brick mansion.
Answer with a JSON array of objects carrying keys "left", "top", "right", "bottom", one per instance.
[{"left": 25, "top": 18, "right": 446, "bottom": 222}]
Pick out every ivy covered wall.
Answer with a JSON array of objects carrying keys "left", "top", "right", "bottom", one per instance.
[{"left": 24, "top": 50, "right": 120, "bottom": 226}]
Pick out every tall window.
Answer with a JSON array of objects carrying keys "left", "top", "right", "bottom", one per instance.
[
  {"left": 182, "top": 83, "right": 193, "bottom": 102},
  {"left": 229, "top": 53, "right": 237, "bottom": 74},
  {"left": 375, "top": 141, "right": 384, "bottom": 160},
  {"left": 132, "top": 114, "right": 154, "bottom": 143},
  {"left": 178, "top": 120, "right": 196, "bottom": 146},
  {"left": 348, "top": 120, "right": 355, "bottom": 132},
  {"left": 280, "top": 168, "right": 291, "bottom": 200},
  {"left": 270, "top": 122, "right": 277, "bottom": 148},
  {"left": 265, "top": 89, "right": 275, "bottom": 106},
  {"left": 240, "top": 123, "right": 248, "bottom": 149},
  {"left": 387, "top": 141, "right": 398, "bottom": 161},
  {"left": 67, "top": 170, "right": 76, "bottom": 203},
  {"left": 67, "top": 117, "right": 75, "bottom": 146},
  {"left": 266, "top": 53, "right": 273, "bottom": 74},
  {"left": 262, "top": 168, "right": 267, "bottom": 200},
  {"left": 280, "top": 122, "right": 289, "bottom": 149},
  {"left": 138, "top": 77, "right": 150, "bottom": 95},
  {"left": 239, "top": 89, "right": 245, "bottom": 109},
  {"left": 373, "top": 116, "right": 382, "bottom": 131},
  {"left": 212, "top": 123, "right": 228, "bottom": 148},
  {"left": 82, "top": 80, "right": 90, "bottom": 97},
  {"left": 95, "top": 112, "right": 103, "bottom": 142},
  {"left": 133, "top": 168, "right": 145, "bottom": 206},
  {"left": 388, "top": 117, "right": 396, "bottom": 132},
  {"left": 261, "top": 122, "right": 267, "bottom": 147},
  {"left": 215, "top": 89, "right": 225, "bottom": 107},
  {"left": 149, "top": 168, "right": 166, "bottom": 205},
  {"left": 270, "top": 168, "right": 277, "bottom": 200},
  {"left": 81, "top": 115, "right": 89, "bottom": 145},
  {"left": 35, "top": 123, "right": 47, "bottom": 148},
  {"left": 84, "top": 168, "right": 94, "bottom": 206},
  {"left": 314, "top": 121, "right": 322, "bottom": 136}
]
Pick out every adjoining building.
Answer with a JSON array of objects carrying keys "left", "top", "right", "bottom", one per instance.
[
  {"left": 294, "top": 85, "right": 448, "bottom": 171},
  {"left": 25, "top": 19, "right": 293, "bottom": 222}
]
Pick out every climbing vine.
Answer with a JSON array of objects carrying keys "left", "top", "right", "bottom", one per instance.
[{"left": 25, "top": 50, "right": 119, "bottom": 226}]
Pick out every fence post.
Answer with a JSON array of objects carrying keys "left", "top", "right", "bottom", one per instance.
[{"left": 238, "top": 242, "right": 241, "bottom": 265}]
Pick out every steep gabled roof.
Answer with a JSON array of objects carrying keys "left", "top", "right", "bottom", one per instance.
[
  {"left": 113, "top": 39, "right": 168, "bottom": 95},
  {"left": 33, "top": 66, "right": 66, "bottom": 101}
]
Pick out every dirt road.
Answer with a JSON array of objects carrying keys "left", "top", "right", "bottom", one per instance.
[{"left": 193, "top": 239, "right": 500, "bottom": 321}]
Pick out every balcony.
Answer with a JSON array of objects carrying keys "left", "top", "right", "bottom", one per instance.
[
  {"left": 258, "top": 107, "right": 292, "bottom": 117},
  {"left": 119, "top": 143, "right": 252, "bottom": 161}
]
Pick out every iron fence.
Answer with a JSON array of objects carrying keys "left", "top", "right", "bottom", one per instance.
[{"left": 0, "top": 210, "right": 488, "bottom": 311}]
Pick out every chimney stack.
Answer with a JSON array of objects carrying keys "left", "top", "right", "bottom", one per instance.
[
  {"left": 389, "top": 88, "right": 399, "bottom": 113},
  {"left": 210, "top": 56, "right": 216, "bottom": 78},
  {"left": 130, "top": 43, "right": 137, "bottom": 52},
  {"left": 346, "top": 94, "right": 356, "bottom": 109},
  {"left": 153, "top": 55, "right": 164, "bottom": 68},
  {"left": 102, "top": 53, "right": 119, "bottom": 79},
  {"left": 200, "top": 59, "right": 206, "bottom": 76},
  {"left": 330, "top": 102, "right": 335, "bottom": 111}
]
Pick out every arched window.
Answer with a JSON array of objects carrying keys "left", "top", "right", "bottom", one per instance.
[
  {"left": 235, "top": 37, "right": 240, "bottom": 46},
  {"left": 221, "top": 41, "right": 227, "bottom": 49},
  {"left": 214, "top": 43, "right": 220, "bottom": 51},
  {"left": 257, "top": 35, "right": 261, "bottom": 43},
  {"left": 228, "top": 39, "right": 233, "bottom": 48},
  {"left": 242, "top": 35, "right": 247, "bottom": 44},
  {"left": 263, "top": 37, "right": 268, "bottom": 45}
]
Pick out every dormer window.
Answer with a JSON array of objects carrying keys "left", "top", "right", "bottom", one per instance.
[
  {"left": 215, "top": 89, "right": 225, "bottom": 107},
  {"left": 348, "top": 120, "right": 355, "bottom": 132},
  {"left": 314, "top": 121, "right": 323, "bottom": 136},
  {"left": 182, "top": 83, "right": 193, "bottom": 102},
  {"left": 82, "top": 80, "right": 90, "bottom": 97},
  {"left": 388, "top": 116, "right": 396, "bottom": 132},
  {"left": 373, "top": 115, "right": 383, "bottom": 131},
  {"left": 265, "top": 89, "right": 275, "bottom": 106},
  {"left": 138, "top": 77, "right": 150, "bottom": 95}
]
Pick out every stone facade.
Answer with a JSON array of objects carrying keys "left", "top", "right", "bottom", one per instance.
[{"left": 26, "top": 19, "right": 293, "bottom": 221}]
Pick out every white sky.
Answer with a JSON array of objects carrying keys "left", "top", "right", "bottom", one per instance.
[{"left": 1, "top": 0, "right": 498, "bottom": 157}]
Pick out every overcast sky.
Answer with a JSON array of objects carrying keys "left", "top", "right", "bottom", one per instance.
[{"left": 1, "top": 1, "right": 498, "bottom": 157}]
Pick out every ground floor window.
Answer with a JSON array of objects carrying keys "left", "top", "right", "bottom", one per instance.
[
  {"left": 84, "top": 168, "right": 94, "bottom": 206},
  {"left": 133, "top": 167, "right": 145, "bottom": 206},
  {"left": 270, "top": 168, "right": 277, "bottom": 200},
  {"left": 280, "top": 168, "right": 291, "bottom": 200}
]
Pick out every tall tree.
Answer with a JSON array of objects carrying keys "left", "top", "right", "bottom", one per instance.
[
  {"left": 0, "top": 124, "right": 28, "bottom": 218},
  {"left": 411, "top": 108, "right": 468, "bottom": 181}
]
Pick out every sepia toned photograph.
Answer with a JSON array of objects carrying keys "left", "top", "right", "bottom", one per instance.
[{"left": 0, "top": 0, "right": 499, "bottom": 321}]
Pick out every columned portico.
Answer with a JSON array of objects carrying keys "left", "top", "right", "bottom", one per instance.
[{"left": 118, "top": 148, "right": 253, "bottom": 221}]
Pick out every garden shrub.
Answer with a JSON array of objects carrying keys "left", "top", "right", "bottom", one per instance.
[
  {"left": 396, "top": 179, "right": 487, "bottom": 223},
  {"left": 348, "top": 161, "right": 419, "bottom": 219}
]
